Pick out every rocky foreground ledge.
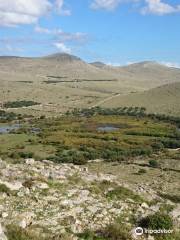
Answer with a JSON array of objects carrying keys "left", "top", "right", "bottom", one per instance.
[{"left": 0, "top": 158, "right": 179, "bottom": 240}]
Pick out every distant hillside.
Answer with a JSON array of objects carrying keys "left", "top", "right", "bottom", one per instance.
[
  {"left": 0, "top": 55, "right": 180, "bottom": 91},
  {"left": 102, "top": 82, "right": 180, "bottom": 116},
  {"left": 43, "top": 53, "right": 82, "bottom": 62},
  {"left": 0, "top": 53, "right": 180, "bottom": 116},
  {"left": 90, "top": 61, "right": 106, "bottom": 68}
]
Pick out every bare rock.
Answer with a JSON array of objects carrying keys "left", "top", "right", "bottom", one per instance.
[{"left": 0, "top": 223, "right": 8, "bottom": 240}]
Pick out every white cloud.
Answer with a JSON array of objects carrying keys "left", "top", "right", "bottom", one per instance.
[
  {"left": 55, "top": 0, "right": 71, "bottom": 15},
  {"left": 56, "top": 31, "right": 88, "bottom": 43},
  {"left": 106, "top": 61, "right": 122, "bottom": 66},
  {"left": 90, "top": 0, "right": 180, "bottom": 15},
  {"left": 141, "top": 0, "right": 180, "bottom": 15},
  {"left": 35, "top": 26, "right": 88, "bottom": 43},
  {"left": 0, "top": 43, "right": 23, "bottom": 54},
  {"left": 91, "top": 0, "right": 122, "bottom": 10},
  {"left": 0, "top": 0, "right": 71, "bottom": 27},
  {"left": 90, "top": 0, "right": 140, "bottom": 11},
  {"left": 34, "top": 25, "right": 52, "bottom": 34},
  {"left": 53, "top": 42, "right": 71, "bottom": 54},
  {"left": 0, "top": 0, "right": 52, "bottom": 27},
  {"left": 161, "top": 61, "right": 180, "bottom": 68}
]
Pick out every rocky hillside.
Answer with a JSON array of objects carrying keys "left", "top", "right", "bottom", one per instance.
[{"left": 0, "top": 158, "right": 179, "bottom": 240}]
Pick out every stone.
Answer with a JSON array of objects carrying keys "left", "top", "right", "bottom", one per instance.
[
  {"left": 0, "top": 180, "right": 23, "bottom": 191},
  {"left": 148, "top": 235, "right": 155, "bottom": 240},
  {"left": 18, "top": 212, "right": 35, "bottom": 229},
  {"left": 0, "top": 223, "right": 8, "bottom": 240},
  {"left": 36, "top": 182, "right": 49, "bottom": 189},
  {"left": 141, "top": 202, "right": 149, "bottom": 209},
  {"left": 25, "top": 158, "right": 35, "bottom": 165},
  {"left": 2, "top": 212, "right": 8, "bottom": 218},
  {"left": 19, "top": 219, "right": 28, "bottom": 229},
  {"left": 170, "top": 205, "right": 180, "bottom": 220}
]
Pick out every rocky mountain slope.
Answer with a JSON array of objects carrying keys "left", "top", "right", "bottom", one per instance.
[{"left": 0, "top": 158, "right": 179, "bottom": 239}]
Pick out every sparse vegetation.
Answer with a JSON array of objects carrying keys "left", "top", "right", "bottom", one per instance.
[
  {"left": 78, "top": 221, "right": 132, "bottom": 240},
  {"left": 159, "top": 193, "right": 180, "bottom": 203},
  {"left": 149, "top": 160, "right": 159, "bottom": 168},
  {"left": 106, "top": 186, "right": 143, "bottom": 203},
  {"left": 6, "top": 225, "right": 41, "bottom": 240},
  {"left": 139, "top": 212, "right": 173, "bottom": 230},
  {"left": 0, "top": 183, "right": 11, "bottom": 195},
  {"left": 4, "top": 100, "right": 39, "bottom": 108}
]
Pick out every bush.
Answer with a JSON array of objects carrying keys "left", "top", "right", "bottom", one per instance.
[
  {"left": 18, "top": 152, "right": 34, "bottom": 159},
  {"left": 49, "top": 149, "right": 87, "bottom": 165},
  {"left": 0, "top": 183, "right": 11, "bottom": 195},
  {"left": 159, "top": 193, "right": 180, "bottom": 203},
  {"left": 106, "top": 186, "right": 143, "bottom": 203},
  {"left": 149, "top": 160, "right": 159, "bottom": 168},
  {"left": 22, "top": 179, "right": 34, "bottom": 189},
  {"left": 78, "top": 222, "right": 132, "bottom": 240},
  {"left": 6, "top": 225, "right": 44, "bottom": 240},
  {"left": 99, "top": 222, "right": 132, "bottom": 240},
  {"left": 4, "top": 100, "right": 39, "bottom": 108},
  {"left": 137, "top": 168, "right": 147, "bottom": 174},
  {"left": 139, "top": 212, "right": 173, "bottom": 230},
  {"left": 78, "top": 229, "right": 105, "bottom": 239}
]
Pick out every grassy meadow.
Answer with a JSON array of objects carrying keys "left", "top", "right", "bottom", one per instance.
[{"left": 1, "top": 108, "right": 180, "bottom": 167}]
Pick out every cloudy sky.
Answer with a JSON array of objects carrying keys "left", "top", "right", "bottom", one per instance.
[{"left": 0, "top": 0, "right": 180, "bottom": 65}]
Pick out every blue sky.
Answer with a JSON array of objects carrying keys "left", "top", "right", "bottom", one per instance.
[{"left": 0, "top": 0, "right": 180, "bottom": 66}]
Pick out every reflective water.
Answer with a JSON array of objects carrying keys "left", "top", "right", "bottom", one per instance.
[
  {"left": 0, "top": 124, "right": 20, "bottom": 134},
  {"left": 97, "top": 125, "right": 119, "bottom": 132}
]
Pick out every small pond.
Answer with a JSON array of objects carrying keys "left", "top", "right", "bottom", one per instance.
[
  {"left": 0, "top": 124, "right": 21, "bottom": 134},
  {"left": 97, "top": 125, "right": 119, "bottom": 132}
]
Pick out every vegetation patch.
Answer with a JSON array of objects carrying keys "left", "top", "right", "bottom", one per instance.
[
  {"left": 159, "top": 193, "right": 180, "bottom": 203},
  {"left": 4, "top": 100, "right": 39, "bottom": 108},
  {"left": 139, "top": 212, "right": 173, "bottom": 230},
  {"left": 106, "top": 186, "right": 143, "bottom": 203},
  {"left": 0, "top": 110, "right": 22, "bottom": 122},
  {"left": 0, "top": 183, "right": 11, "bottom": 195},
  {"left": 78, "top": 221, "right": 132, "bottom": 240}
]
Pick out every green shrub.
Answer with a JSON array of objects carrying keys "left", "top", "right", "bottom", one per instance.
[
  {"left": 139, "top": 212, "right": 173, "bottom": 230},
  {"left": 22, "top": 179, "right": 34, "bottom": 189},
  {"left": 106, "top": 186, "right": 143, "bottom": 203},
  {"left": 159, "top": 193, "right": 180, "bottom": 203},
  {"left": 4, "top": 100, "right": 39, "bottom": 108},
  {"left": 78, "top": 222, "right": 132, "bottom": 240},
  {"left": 18, "top": 152, "right": 34, "bottom": 159},
  {"left": 78, "top": 229, "right": 105, "bottom": 239},
  {"left": 100, "top": 222, "right": 132, "bottom": 240},
  {"left": 6, "top": 225, "right": 44, "bottom": 240},
  {"left": 49, "top": 149, "right": 87, "bottom": 165},
  {"left": 0, "top": 183, "right": 11, "bottom": 195},
  {"left": 137, "top": 168, "right": 147, "bottom": 174},
  {"left": 149, "top": 159, "right": 159, "bottom": 168}
]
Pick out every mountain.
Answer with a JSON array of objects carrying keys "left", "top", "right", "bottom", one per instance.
[
  {"left": 90, "top": 61, "right": 106, "bottom": 68},
  {"left": 0, "top": 53, "right": 117, "bottom": 81},
  {"left": 43, "top": 53, "right": 82, "bottom": 62},
  {"left": 101, "top": 82, "right": 180, "bottom": 116},
  {"left": 103, "top": 61, "right": 180, "bottom": 90},
  {"left": 0, "top": 53, "right": 180, "bottom": 116}
]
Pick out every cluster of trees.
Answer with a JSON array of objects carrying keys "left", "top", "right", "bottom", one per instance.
[
  {"left": 9, "top": 151, "right": 34, "bottom": 159},
  {"left": 69, "top": 107, "right": 180, "bottom": 127},
  {"left": 47, "top": 145, "right": 154, "bottom": 165},
  {"left": 69, "top": 106, "right": 146, "bottom": 117},
  {"left": 0, "top": 110, "right": 22, "bottom": 122},
  {"left": 4, "top": 100, "right": 39, "bottom": 108}
]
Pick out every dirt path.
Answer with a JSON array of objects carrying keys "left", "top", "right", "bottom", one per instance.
[{"left": 90, "top": 93, "right": 122, "bottom": 108}]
